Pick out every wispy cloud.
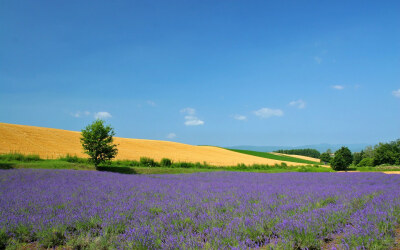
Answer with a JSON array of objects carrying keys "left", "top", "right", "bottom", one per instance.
[
  {"left": 332, "top": 85, "right": 344, "bottom": 90},
  {"left": 71, "top": 111, "right": 90, "bottom": 118},
  {"left": 180, "top": 107, "right": 196, "bottom": 115},
  {"left": 184, "top": 116, "right": 204, "bottom": 126},
  {"left": 253, "top": 108, "right": 283, "bottom": 119},
  {"left": 94, "top": 111, "right": 112, "bottom": 119},
  {"left": 147, "top": 100, "right": 156, "bottom": 107},
  {"left": 314, "top": 56, "right": 322, "bottom": 64},
  {"left": 233, "top": 114, "right": 247, "bottom": 121},
  {"left": 289, "top": 99, "right": 306, "bottom": 109},
  {"left": 181, "top": 108, "right": 204, "bottom": 126},
  {"left": 166, "top": 133, "right": 176, "bottom": 139},
  {"left": 392, "top": 89, "right": 400, "bottom": 98}
]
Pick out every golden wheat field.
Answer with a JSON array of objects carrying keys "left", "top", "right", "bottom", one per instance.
[
  {"left": 270, "top": 152, "right": 321, "bottom": 163},
  {"left": 0, "top": 123, "right": 304, "bottom": 166}
]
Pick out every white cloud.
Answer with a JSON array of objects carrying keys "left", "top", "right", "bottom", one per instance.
[
  {"left": 233, "top": 114, "right": 247, "bottom": 121},
  {"left": 94, "top": 111, "right": 112, "bottom": 119},
  {"left": 180, "top": 107, "right": 196, "bottom": 115},
  {"left": 289, "top": 99, "right": 306, "bottom": 109},
  {"left": 72, "top": 111, "right": 90, "bottom": 118},
  {"left": 314, "top": 56, "right": 322, "bottom": 64},
  {"left": 253, "top": 108, "right": 283, "bottom": 119},
  {"left": 184, "top": 116, "right": 204, "bottom": 126},
  {"left": 332, "top": 85, "right": 344, "bottom": 90},
  {"left": 180, "top": 108, "right": 204, "bottom": 126},
  {"left": 392, "top": 89, "right": 400, "bottom": 98},
  {"left": 147, "top": 100, "right": 156, "bottom": 106},
  {"left": 166, "top": 133, "right": 176, "bottom": 139}
]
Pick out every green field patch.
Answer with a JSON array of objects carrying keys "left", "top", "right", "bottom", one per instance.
[{"left": 226, "top": 149, "right": 322, "bottom": 165}]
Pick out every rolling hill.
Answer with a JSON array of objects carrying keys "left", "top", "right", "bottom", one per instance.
[{"left": 0, "top": 123, "right": 305, "bottom": 167}]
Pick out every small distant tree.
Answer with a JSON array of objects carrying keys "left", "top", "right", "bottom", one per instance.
[
  {"left": 352, "top": 151, "right": 364, "bottom": 166},
  {"left": 320, "top": 152, "right": 331, "bottom": 164},
  {"left": 80, "top": 119, "right": 118, "bottom": 167},
  {"left": 331, "top": 146, "right": 353, "bottom": 171}
]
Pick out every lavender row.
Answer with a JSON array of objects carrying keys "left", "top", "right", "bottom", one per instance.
[{"left": 0, "top": 169, "right": 399, "bottom": 249}]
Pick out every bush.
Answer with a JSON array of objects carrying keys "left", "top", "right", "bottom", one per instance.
[
  {"left": 320, "top": 152, "right": 331, "bottom": 164},
  {"left": 140, "top": 157, "right": 158, "bottom": 167},
  {"left": 160, "top": 158, "right": 172, "bottom": 167},
  {"left": 357, "top": 158, "right": 374, "bottom": 167},
  {"left": 59, "top": 154, "right": 87, "bottom": 163}
]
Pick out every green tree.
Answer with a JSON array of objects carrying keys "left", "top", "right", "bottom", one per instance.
[
  {"left": 373, "top": 140, "right": 400, "bottom": 166},
  {"left": 353, "top": 151, "right": 364, "bottom": 165},
  {"left": 320, "top": 152, "right": 331, "bottom": 164},
  {"left": 331, "top": 146, "right": 353, "bottom": 171},
  {"left": 80, "top": 119, "right": 118, "bottom": 167}
]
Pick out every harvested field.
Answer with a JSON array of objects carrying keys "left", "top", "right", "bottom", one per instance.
[
  {"left": 0, "top": 123, "right": 302, "bottom": 166},
  {"left": 270, "top": 152, "right": 321, "bottom": 163}
]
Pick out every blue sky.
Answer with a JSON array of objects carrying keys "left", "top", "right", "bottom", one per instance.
[{"left": 1, "top": 0, "right": 399, "bottom": 146}]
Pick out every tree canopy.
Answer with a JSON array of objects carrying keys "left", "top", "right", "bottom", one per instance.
[
  {"left": 331, "top": 146, "right": 352, "bottom": 171},
  {"left": 80, "top": 119, "right": 118, "bottom": 167}
]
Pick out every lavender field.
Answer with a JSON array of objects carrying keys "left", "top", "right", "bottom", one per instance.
[{"left": 1, "top": 170, "right": 400, "bottom": 249}]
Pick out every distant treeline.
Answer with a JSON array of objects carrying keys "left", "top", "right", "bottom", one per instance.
[
  {"left": 274, "top": 148, "right": 320, "bottom": 158},
  {"left": 353, "top": 139, "right": 400, "bottom": 167}
]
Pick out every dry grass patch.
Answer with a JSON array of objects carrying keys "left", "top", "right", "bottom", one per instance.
[{"left": 0, "top": 123, "right": 302, "bottom": 167}]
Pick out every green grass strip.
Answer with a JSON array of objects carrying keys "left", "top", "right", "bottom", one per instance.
[{"left": 226, "top": 149, "right": 322, "bottom": 165}]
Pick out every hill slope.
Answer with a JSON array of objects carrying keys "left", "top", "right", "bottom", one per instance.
[
  {"left": 270, "top": 152, "right": 321, "bottom": 163},
  {"left": 0, "top": 123, "right": 303, "bottom": 167},
  {"left": 227, "top": 149, "right": 322, "bottom": 165}
]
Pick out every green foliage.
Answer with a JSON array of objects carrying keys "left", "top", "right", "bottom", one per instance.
[
  {"left": 59, "top": 154, "right": 87, "bottom": 163},
  {"left": 37, "top": 227, "right": 66, "bottom": 248},
  {"left": 373, "top": 140, "right": 400, "bottom": 166},
  {"left": 139, "top": 157, "right": 158, "bottom": 167},
  {"left": 0, "top": 152, "right": 42, "bottom": 162},
  {"left": 0, "top": 229, "right": 9, "bottom": 249},
  {"left": 357, "top": 158, "right": 374, "bottom": 167},
  {"left": 160, "top": 158, "right": 172, "bottom": 167},
  {"left": 80, "top": 119, "right": 118, "bottom": 167},
  {"left": 319, "top": 152, "right": 331, "bottom": 164},
  {"left": 352, "top": 151, "right": 364, "bottom": 165},
  {"left": 274, "top": 148, "right": 320, "bottom": 158},
  {"left": 331, "top": 146, "right": 352, "bottom": 171}
]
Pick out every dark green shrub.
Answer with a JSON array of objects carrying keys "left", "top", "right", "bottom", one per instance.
[
  {"left": 140, "top": 157, "right": 158, "bottom": 167},
  {"left": 160, "top": 158, "right": 172, "bottom": 167},
  {"left": 59, "top": 154, "right": 87, "bottom": 163},
  {"left": 176, "top": 162, "right": 192, "bottom": 168},
  {"left": 129, "top": 160, "right": 140, "bottom": 166},
  {"left": 320, "top": 152, "right": 331, "bottom": 164},
  {"left": 357, "top": 158, "right": 374, "bottom": 167}
]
